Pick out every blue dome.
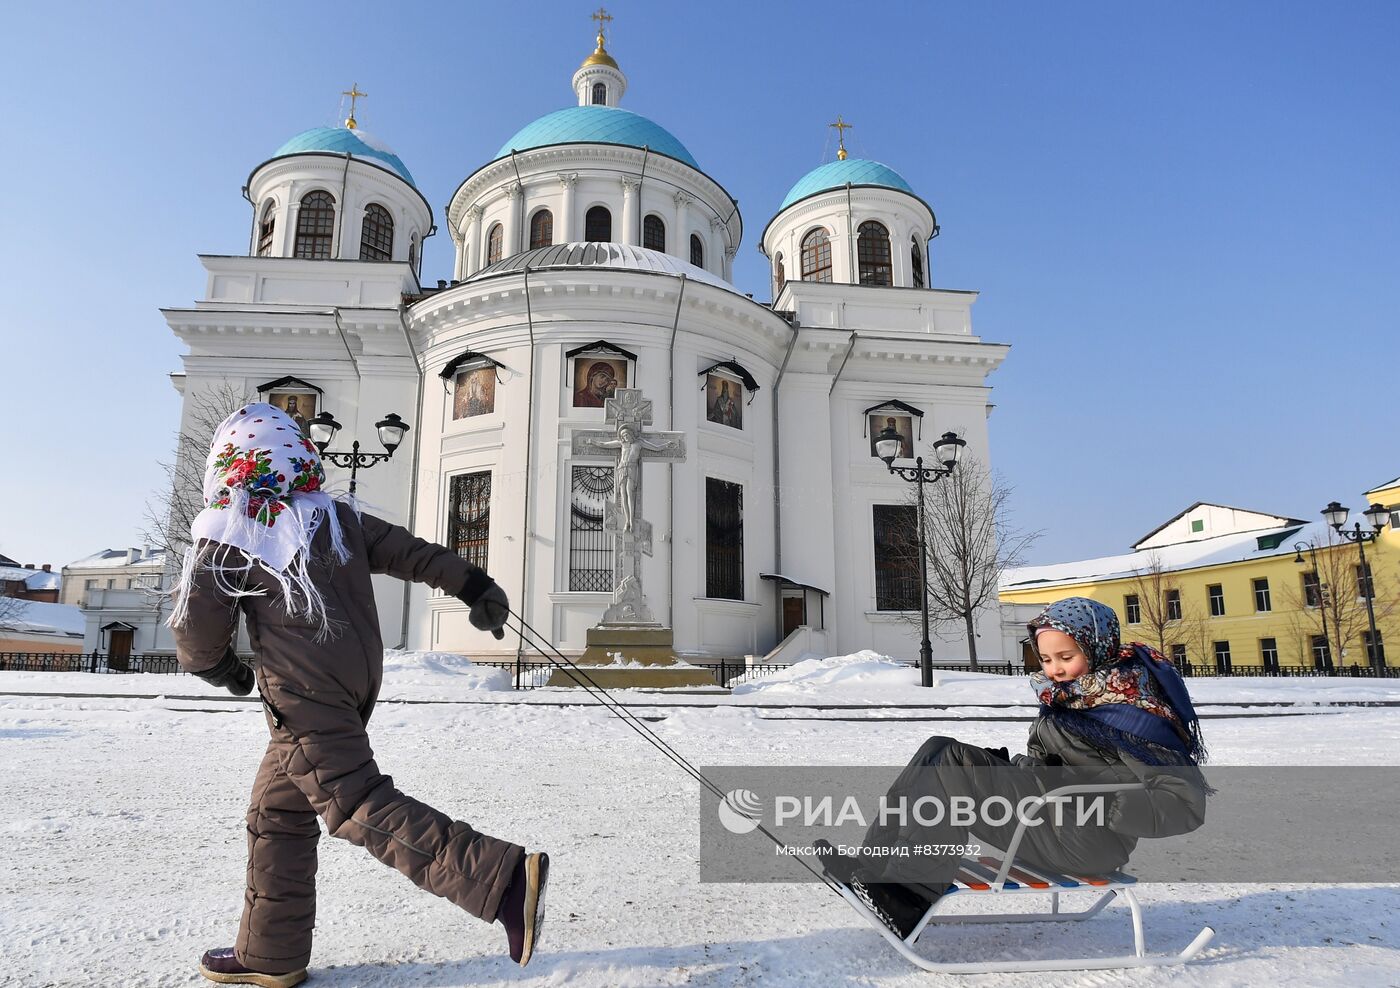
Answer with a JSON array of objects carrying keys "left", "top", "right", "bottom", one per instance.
[
  {"left": 779, "top": 158, "right": 916, "bottom": 210},
  {"left": 496, "top": 106, "right": 700, "bottom": 170},
  {"left": 272, "top": 126, "right": 416, "bottom": 186}
]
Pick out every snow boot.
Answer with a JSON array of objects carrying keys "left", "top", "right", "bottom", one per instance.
[
  {"left": 197, "top": 947, "right": 306, "bottom": 987},
  {"left": 848, "top": 878, "right": 929, "bottom": 941},
  {"left": 813, "top": 838, "right": 861, "bottom": 885},
  {"left": 497, "top": 851, "right": 550, "bottom": 967}
]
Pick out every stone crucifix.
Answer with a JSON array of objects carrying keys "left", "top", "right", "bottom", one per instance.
[{"left": 570, "top": 388, "right": 686, "bottom": 626}]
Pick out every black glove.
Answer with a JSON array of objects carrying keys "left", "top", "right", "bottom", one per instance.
[
  {"left": 198, "top": 646, "right": 255, "bottom": 697},
  {"left": 1043, "top": 753, "right": 1065, "bottom": 767},
  {"left": 457, "top": 572, "right": 509, "bottom": 640},
  {"left": 984, "top": 746, "right": 1010, "bottom": 762}
]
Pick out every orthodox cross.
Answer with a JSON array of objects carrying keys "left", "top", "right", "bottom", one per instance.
[
  {"left": 591, "top": 7, "right": 613, "bottom": 46},
  {"left": 829, "top": 115, "right": 853, "bottom": 160},
  {"left": 342, "top": 84, "right": 368, "bottom": 129},
  {"left": 571, "top": 389, "right": 685, "bottom": 625}
]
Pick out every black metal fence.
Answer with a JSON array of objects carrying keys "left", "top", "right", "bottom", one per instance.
[
  {"left": 0, "top": 651, "right": 184, "bottom": 675},
  {"left": 1, "top": 651, "right": 1395, "bottom": 686}
]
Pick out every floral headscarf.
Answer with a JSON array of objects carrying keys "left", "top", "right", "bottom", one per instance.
[
  {"left": 1027, "top": 597, "right": 1207, "bottom": 766},
  {"left": 167, "top": 403, "right": 355, "bottom": 637}
]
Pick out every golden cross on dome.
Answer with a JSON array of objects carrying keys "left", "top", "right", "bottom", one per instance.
[
  {"left": 829, "top": 115, "right": 853, "bottom": 160},
  {"left": 342, "top": 83, "right": 368, "bottom": 129},
  {"left": 591, "top": 6, "right": 613, "bottom": 47}
]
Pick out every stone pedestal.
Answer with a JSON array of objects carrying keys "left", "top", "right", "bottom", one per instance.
[{"left": 545, "top": 625, "right": 719, "bottom": 688}]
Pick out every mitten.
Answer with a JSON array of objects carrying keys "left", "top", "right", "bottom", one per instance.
[
  {"left": 984, "top": 746, "right": 1010, "bottom": 762},
  {"left": 458, "top": 574, "right": 509, "bottom": 640},
  {"left": 198, "top": 647, "right": 255, "bottom": 697}
]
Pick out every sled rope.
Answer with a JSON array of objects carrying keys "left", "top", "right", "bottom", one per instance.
[{"left": 503, "top": 608, "right": 840, "bottom": 892}]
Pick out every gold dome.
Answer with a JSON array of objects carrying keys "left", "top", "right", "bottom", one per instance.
[{"left": 581, "top": 32, "right": 618, "bottom": 69}]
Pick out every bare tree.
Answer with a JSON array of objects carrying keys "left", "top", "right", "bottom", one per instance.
[
  {"left": 892, "top": 455, "right": 1039, "bottom": 668},
  {"left": 0, "top": 590, "right": 23, "bottom": 631},
  {"left": 1124, "top": 552, "right": 1203, "bottom": 660},
  {"left": 1281, "top": 533, "right": 1397, "bottom": 670},
  {"left": 141, "top": 381, "right": 255, "bottom": 573}
]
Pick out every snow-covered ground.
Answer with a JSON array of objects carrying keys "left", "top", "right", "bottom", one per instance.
[{"left": 3, "top": 652, "right": 1399, "bottom": 986}]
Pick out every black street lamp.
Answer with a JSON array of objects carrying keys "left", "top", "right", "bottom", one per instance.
[
  {"left": 308, "top": 411, "right": 411, "bottom": 496},
  {"left": 876, "top": 429, "right": 967, "bottom": 687},
  {"left": 1322, "top": 501, "right": 1391, "bottom": 669},
  {"left": 1292, "top": 541, "right": 1334, "bottom": 671}
]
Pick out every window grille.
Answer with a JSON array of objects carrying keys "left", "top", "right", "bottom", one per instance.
[
  {"left": 569, "top": 466, "right": 614, "bottom": 591},
  {"left": 705, "top": 478, "right": 743, "bottom": 600},
  {"left": 448, "top": 471, "right": 491, "bottom": 571},
  {"left": 873, "top": 504, "right": 918, "bottom": 610}
]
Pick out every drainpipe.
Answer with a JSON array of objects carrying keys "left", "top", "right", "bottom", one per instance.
[
  {"left": 845, "top": 182, "right": 856, "bottom": 284},
  {"left": 334, "top": 151, "right": 353, "bottom": 258},
  {"left": 666, "top": 274, "right": 688, "bottom": 626},
  {"left": 395, "top": 304, "right": 427, "bottom": 649},
  {"left": 771, "top": 316, "right": 800, "bottom": 574},
  {"left": 241, "top": 185, "right": 255, "bottom": 255},
  {"left": 330, "top": 308, "right": 362, "bottom": 379},
  {"left": 517, "top": 267, "right": 536, "bottom": 661},
  {"left": 829, "top": 331, "right": 857, "bottom": 395},
  {"left": 510, "top": 151, "right": 525, "bottom": 251},
  {"left": 636, "top": 146, "right": 650, "bottom": 246}
]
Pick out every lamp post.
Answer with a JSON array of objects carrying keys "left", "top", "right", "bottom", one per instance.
[
  {"left": 876, "top": 429, "right": 967, "bottom": 686},
  {"left": 1321, "top": 501, "right": 1391, "bottom": 669},
  {"left": 307, "top": 411, "right": 411, "bottom": 496},
  {"left": 1292, "top": 541, "right": 1333, "bottom": 671}
]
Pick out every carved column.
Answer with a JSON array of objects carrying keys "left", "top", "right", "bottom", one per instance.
[
  {"left": 621, "top": 176, "right": 640, "bottom": 246},
  {"left": 672, "top": 191, "right": 691, "bottom": 262},
  {"left": 558, "top": 173, "right": 578, "bottom": 243},
  {"left": 502, "top": 182, "right": 522, "bottom": 256}
]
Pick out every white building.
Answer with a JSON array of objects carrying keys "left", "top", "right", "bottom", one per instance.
[{"left": 150, "top": 28, "right": 1010, "bottom": 665}]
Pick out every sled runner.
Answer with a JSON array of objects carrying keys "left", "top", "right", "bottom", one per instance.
[{"left": 836, "top": 782, "right": 1216, "bottom": 974}]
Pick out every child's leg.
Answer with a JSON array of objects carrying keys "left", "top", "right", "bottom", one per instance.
[
  {"left": 236, "top": 741, "right": 321, "bottom": 975},
  {"left": 270, "top": 685, "right": 525, "bottom": 924}
]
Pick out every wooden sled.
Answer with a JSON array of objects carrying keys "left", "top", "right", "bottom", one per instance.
[{"left": 837, "top": 783, "right": 1216, "bottom": 974}]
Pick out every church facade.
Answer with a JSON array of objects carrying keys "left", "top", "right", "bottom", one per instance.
[{"left": 155, "top": 27, "right": 1010, "bottom": 666}]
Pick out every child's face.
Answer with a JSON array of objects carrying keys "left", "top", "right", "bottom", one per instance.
[{"left": 1036, "top": 629, "right": 1090, "bottom": 682}]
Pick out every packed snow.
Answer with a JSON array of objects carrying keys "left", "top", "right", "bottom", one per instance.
[{"left": 2, "top": 655, "right": 1399, "bottom": 985}]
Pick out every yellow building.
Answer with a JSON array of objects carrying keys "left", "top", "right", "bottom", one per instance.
[{"left": 1000, "top": 480, "right": 1399, "bottom": 673}]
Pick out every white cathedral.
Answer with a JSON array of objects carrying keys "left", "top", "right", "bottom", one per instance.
[{"left": 148, "top": 24, "right": 1010, "bottom": 667}]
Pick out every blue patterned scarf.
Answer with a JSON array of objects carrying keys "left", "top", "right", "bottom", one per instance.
[{"left": 1028, "top": 598, "right": 1208, "bottom": 767}]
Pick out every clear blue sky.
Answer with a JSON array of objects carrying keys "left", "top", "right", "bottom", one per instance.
[{"left": 2, "top": 0, "right": 1396, "bottom": 569}]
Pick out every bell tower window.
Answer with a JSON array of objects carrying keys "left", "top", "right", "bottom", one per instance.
[
  {"left": 689, "top": 234, "right": 704, "bottom": 268},
  {"left": 774, "top": 253, "right": 785, "bottom": 293},
  {"left": 293, "top": 190, "right": 336, "bottom": 260},
  {"left": 591, "top": 82, "right": 607, "bottom": 105},
  {"left": 585, "top": 205, "right": 612, "bottom": 242},
  {"left": 359, "top": 203, "right": 394, "bottom": 261},
  {"left": 910, "top": 236, "right": 925, "bottom": 288},
  {"left": 857, "top": 221, "right": 892, "bottom": 286},
  {"left": 256, "top": 200, "right": 276, "bottom": 257}
]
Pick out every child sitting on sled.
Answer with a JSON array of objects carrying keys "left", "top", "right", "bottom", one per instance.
[
  {"left": 818, "top": 596, "right": 1209, "bottom": 939},
  {"left": 168, "top": 403, "right": 549, "bottom": 987}
]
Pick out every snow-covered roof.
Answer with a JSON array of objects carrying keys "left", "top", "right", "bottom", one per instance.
[
  {"left": 0, "top": 599, "right": 84, "bottom": 637},
  {"left": 0, "top": 567, "right": 61, "bottom": 591},
  {"left": 1000, "top": 520, "right": 1330, "bottom": 592},
  {"left": 65, "top": 549, "right": 165, "bottom": 570},
  {"left": 1365, "top": 474, "right": 1400, "bottom": 497}
]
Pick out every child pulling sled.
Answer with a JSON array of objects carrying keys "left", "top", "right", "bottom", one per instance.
[{"left": 169, "top": 403, "right": 548, "bottom": 987}]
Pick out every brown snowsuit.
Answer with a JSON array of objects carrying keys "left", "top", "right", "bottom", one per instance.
[{"left": 172, "top": 502, "right": 524, "bottom": 975}]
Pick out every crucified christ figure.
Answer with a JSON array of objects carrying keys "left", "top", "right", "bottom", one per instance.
[{"left": 591, "top": 423, "right": 680, "bottom": 533}]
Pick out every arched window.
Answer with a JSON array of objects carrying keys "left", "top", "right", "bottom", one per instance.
[
  {"left": 591, "top": 82, "right": 607, "bottom": 105},
  {"left": 774, "top": 253, "right": 785, "bottom": 293},
  {"left": 293, "top": 190, "right": 336, "bottom": 259},
  {"left": 643, "top": 214, "right": 665, "bottom": 252},
  {"left": 800, "top": 227, "right": 832, "bottom": 282},
  {"left": 910, "top": 236, "right": 925, "bottom": 288},
  {"left": 359, "top": 203, "right": 394, "bottom": 261},
  {"left": 857, "top": 221, "right": 893, "bottom": 286},
  {"left": 530, "top": 209, "right": 553, "bottom": 249},
  {"left": 486, "top": 223, "right": 503, "bottom": 265},
  {"left": 256, "top": 200, "right": 276, "bottom": 257},
  {"left": 408, "top": 234, "right": 418, "bottom": 274},
  {"left": 585, "top": 205, "right": 611, "bottom": 242},
  {"left": 689, "top": 234, "right": 704, "bottom": 268}
]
